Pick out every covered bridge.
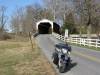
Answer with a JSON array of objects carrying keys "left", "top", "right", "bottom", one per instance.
[{"left": 36, "top": 19, "right": 61, "bottom": 34}]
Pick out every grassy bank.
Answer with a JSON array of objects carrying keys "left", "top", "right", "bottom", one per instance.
[
  {"left": 0, "top": 38, "right": 56, "bottom": 75},
  {"left": 70, "top": 43, "right": 100, "bottom": 51}
]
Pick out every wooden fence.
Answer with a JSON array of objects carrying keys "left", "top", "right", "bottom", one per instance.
[{"left": 52, "top": 32, "right": 100, "bottom": 48}]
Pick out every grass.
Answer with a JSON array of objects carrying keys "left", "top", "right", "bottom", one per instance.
[
  {"left": 70, "top": 43, "right": 100, "bottom": 51},
  {"left": 0, "top": 38, "right": 56, "bottom": 75},
  {"left": 0, "top": 44, "right": 21, "bottom": 50}
]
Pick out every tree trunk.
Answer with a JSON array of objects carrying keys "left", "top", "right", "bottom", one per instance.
[
  {"left": 79, "top": 24, "right": 82, "bottom": 38},
  {"left": 87, "top": 24, "right": 91, "bottom": 38}
]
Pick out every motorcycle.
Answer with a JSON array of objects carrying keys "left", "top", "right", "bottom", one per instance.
[{"left": 52, "top": 43, "right": 71, "bottom": 73}]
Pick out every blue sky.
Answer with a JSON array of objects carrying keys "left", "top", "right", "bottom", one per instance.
[
  {"left": 0, "top": 0, "right": 43, "bottom": 31},
  {"left": 0, "top": 0, "right": 43, "bottom": 16}
]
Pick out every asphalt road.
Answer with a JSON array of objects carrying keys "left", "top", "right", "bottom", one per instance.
[{"left": 36, "top": 34, "right": 100, "bottom": 75}]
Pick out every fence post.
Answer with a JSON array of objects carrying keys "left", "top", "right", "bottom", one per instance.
[
  {"left": 96, "top": 39, "right": 98, "bottom": 48},
  {"left": 84, "top": 39, "right": 86, "bottom": 46},
  {"left": 89, "top": 39, "right": 91, "bottom": 47},
  {"left": 29, "top": 32, "right": 34, "bottom": 50},
  {"left": 75, "top": 38, "right": 77, "bottom": 44},
  {"left": 80, "top": 38, "right": 81, "bottom": 45},
  {"left": 69, "top": 38, "right": 71, "bottom": 43},
  {"left": 64, "top": 36, "right": 66, "bottom": 42}
]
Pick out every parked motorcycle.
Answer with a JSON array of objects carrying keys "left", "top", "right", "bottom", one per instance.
[{"left": 52, "top": 43, "right": 71, "bottom": 73}]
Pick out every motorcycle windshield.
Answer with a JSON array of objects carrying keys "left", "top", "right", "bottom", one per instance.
[{"left": 55, "top": 43, "right": 69, "bottom": 50}]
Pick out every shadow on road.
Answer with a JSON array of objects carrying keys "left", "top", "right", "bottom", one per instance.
[{"left": 65, "top": 62, "right": 77, "bottom": 73}]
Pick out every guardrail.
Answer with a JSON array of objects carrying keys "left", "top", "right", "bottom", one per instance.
[{"left": 52, "top": 32, "right": 100, "bottom": 48}]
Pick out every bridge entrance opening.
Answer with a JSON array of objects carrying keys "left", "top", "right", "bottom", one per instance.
[
  {"left": 53, "top": 22, "right": 61, "bottom": 34},
  {"left": 38, "top": 22, "right": 52, "bottom": 34}
]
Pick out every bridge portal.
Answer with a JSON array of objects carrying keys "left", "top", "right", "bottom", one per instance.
[{"left": 36, "top": 19, "right": 61, "bottom": 34}]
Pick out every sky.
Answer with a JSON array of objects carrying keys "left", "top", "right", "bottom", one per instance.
[{"left": 0, "top": 0, "right": 43, "bottom": 31}]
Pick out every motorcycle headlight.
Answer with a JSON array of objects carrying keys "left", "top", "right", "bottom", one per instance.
[{"left": 62, "top": 49, "right": 67, "bottom": 54}]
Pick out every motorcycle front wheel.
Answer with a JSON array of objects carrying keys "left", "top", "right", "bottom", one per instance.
[{"left": 59, "top": 64, "right": 66, "bottom": 73}]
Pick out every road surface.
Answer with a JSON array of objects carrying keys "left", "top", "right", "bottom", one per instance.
[{"left": 36, "top": 34, "right": 100, "bottom": 75}]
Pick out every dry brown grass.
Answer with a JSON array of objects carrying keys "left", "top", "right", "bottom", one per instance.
[{"left": 0, "top": 38, "right": 56, "bottom": 75}]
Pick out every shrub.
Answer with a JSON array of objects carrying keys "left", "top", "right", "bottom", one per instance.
[{"left": 0, "top": 32, "right": 11, "bottom": 40}]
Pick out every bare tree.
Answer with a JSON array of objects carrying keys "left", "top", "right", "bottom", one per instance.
[
  {"left": 74, "top": 0, "right": 86, "bottom": 36},
  {"left": 11, "top": 7, "right": 24, "bottom": 34},
  {"left": 74, "top": 0, "right": 100, "bottom": 38},
  {"left": 62, "top": 11, "right": 78, "bottom": 34},
  {"left": 43, "top": 0, "right": 69, "bottom": 21},
  {"left": 23, "top": 4, "right": 53, "bottom": 34},
  {"left": 11, "top": 4, "right": 53, "bottom": 35},
  {"left": 0, "top": 6, "right": 7, "bottom": 32}
]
